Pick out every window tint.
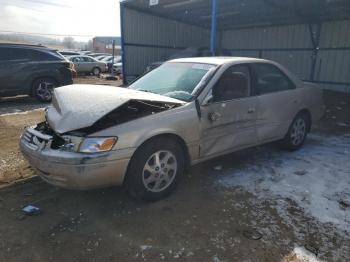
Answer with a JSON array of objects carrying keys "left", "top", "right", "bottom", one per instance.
[
  {"left": 0, "top": 47, "right": 31, "bottom": 60},
  {"left": 0, "top": 47, "right": 13, "bottom": 60},
  {"left": 82, "top": 57, "right": 93, "bottom": 62},
  {"left": 253, "top": 63, "right": 295, "bottom": 95},
  {"left": 0, "top": 47, "right": 61, "bottom": 61},
  {"left": 71, "top": 57, "right": 82, "bottom": 62},
  {"left": 30, "top": 50, "right": 58, "bottom": 61},
  {"left": 212, "top": 65, "right": 250, "bottom": 102}
]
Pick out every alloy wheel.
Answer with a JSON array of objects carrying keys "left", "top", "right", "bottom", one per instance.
[
  {"left": 290, "top": 118, "right": 306, "bottom": 146},
  {"left": 36, "top": 81, "right": 55, "bottom": 101},
  {"left": 142, "top": 150, "right": 177, "bottom": 193}
]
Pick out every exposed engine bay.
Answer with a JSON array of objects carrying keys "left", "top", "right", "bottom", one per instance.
[{"left": 36, "top": 99, "right": 180, "bottom": 150}]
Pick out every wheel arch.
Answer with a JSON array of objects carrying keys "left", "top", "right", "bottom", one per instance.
[
  {"left": 29, "top": 76, "right": 59, "bottom": 96},
  {"left": 297, "top": 108, "right": 312, "bottom": 133},
  {"left": 124, "top": 133, "right": 191, "bottom": 185}
]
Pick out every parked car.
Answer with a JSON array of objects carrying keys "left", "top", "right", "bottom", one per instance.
[
  {"left": 68, "top": 55, "right": 108, "bottom": 75},
  {"left": 113, "top": 62, "right": 123, "bottom": 74},
  {"left": 59, "top": 50, "right": 80, "bottom": 56},
  {"left": 80, "top": 51, "right": 93, "bottom": 55},
  {"left": 95, "top": 55, "right": 109, "bottom": 61},
  {"left": 0, "top": 43, "right": 74, "bottom": 102},
  {"left": 20, "top": 57, "right": 324, "bottom": 201},
  {"left": 89, "top": 53, "right": 110, "bottom": 58},
  {"left": 103, "top": 56, "right": 121, "bottom": 72}
]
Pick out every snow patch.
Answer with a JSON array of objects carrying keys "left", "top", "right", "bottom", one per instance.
[
  {"left": 218, "top": 134, "right": 350, "bottom": 232},
  {"left": 292, "top": 246, "right": 323, "bottom": 262}
]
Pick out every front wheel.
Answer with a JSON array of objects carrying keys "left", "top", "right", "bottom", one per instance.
[
  {"left": 126, "top": 138, "right": 185, "bottom": 201},
  {"left": 281, "top": 113, "right": 309, "bottom": 150}
]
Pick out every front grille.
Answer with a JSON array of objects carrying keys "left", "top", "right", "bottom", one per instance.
[{"left": 22, "top": 127, "right": 53, "bottom": 150}]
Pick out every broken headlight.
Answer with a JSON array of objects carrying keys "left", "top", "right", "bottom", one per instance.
[{"left": 78, "top": 137, "right": 117, "bottom": 153}]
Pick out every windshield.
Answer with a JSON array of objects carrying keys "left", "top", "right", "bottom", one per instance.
[{"left": 129, "top": 62, "right": 216, "bottom": 101}]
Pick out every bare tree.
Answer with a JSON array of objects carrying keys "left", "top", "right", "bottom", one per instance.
[
  {"left": 86, "top": 39, "right": 93, "bottom": 51},
  {"left": 62, "top": 36, "right": 75, "bottom": 49}
]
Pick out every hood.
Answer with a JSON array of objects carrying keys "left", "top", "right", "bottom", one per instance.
[{"left": 47, "top": 84, "right": 184, "bottom": 134}]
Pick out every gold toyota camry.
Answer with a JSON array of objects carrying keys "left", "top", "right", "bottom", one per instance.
[{"left": 20, "top": 57, "right": 324, "bottom": 201}]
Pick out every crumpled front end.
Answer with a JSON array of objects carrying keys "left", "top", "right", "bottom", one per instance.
[
  {"left": 20, "top": 85, "right": 184, "bottom": 189},
  {"left": 20, "top": 123, "right": 134, "bottom": 189}
]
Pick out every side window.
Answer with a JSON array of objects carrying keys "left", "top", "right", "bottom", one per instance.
[
  {"left": 0, "top": 48, "right": 30, "bottom": 61},
  {"left": 253, "top": 63, "right": 295, "bottom": 95},
  {"left": 0, "top": 47, "right": 13, "bottom": 60},
  {"left": 212, "top": 65, "right": 251, "bottom": 102},
  {"left": 11, "top": 48, "right": 31, "bottom": 60},
  {"left": 30, "top": 50, "right": 59, "bottom": 61},
  {"left": 82, "top": 57, "right": 93, "bottom": 62}
]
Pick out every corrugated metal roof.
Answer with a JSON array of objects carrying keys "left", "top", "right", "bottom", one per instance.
[{"left": 121, "top": 0, "right": 350, "bottom": 30}]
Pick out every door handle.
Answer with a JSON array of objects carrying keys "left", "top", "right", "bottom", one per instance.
[
  {"left": 247, "top": 108, "right": 255, "bottom": 114},
  {"left": 208, "top": 112, "right": 222, "bottom": 122}
]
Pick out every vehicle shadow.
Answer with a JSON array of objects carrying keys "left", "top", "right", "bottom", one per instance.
[{"left": 0, "top": 95, "right": 48, "bottom": 115}]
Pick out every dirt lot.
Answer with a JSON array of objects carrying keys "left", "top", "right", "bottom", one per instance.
[{"left": 0, "top": 82, "right": 349, "bottom": 262}]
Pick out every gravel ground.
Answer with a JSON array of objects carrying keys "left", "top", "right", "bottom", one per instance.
[{"left": 0, "top": 87, "right": 349, "bottom": 262}]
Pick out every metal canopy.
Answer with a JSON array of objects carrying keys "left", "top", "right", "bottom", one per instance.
[{"left": 121, "top": 0, "right": 350, "bottom": 30}]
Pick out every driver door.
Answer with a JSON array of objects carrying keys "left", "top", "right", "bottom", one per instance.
[{"left": 199, "top": 64, "right": 258, "bottom": 158}]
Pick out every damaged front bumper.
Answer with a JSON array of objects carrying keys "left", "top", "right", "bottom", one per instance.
[{"left": 20, "top": 127, "right": 135, "bottom": 189}]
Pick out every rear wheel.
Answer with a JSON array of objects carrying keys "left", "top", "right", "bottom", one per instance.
[
  {"left": 281, "top": 113, "right": 309, "bottom": 150},
  {"left": 92, "top": 67, "right": 101, "bottom": 76},
  {"left": 32, "top": 77, "right": 56, "bottom": 102},
  {"left": 126, "top": 138, "right": 185, "bottom": 201}
]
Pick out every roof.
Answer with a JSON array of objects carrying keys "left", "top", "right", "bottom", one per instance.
[
  {"left": 169, "top": 56, "right": 268, "bottom": 65},
  {"left": 121, "top": 0, "right": 350, "bottom": 30},
  {"left": 0, "top": 43, "right": 48, "bottom": 48}
]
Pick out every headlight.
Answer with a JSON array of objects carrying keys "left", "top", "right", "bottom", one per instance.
[{"left": 78, "top": 137, "right": 117, "bottom": 153}]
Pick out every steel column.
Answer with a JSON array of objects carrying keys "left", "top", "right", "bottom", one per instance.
[{"left": 120, "top": 3, "right": 127, "bottom": 85}]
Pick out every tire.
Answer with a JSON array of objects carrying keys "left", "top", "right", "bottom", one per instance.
[
  {"left": 126, "top": 138, "right": 185, "bottom": 201},
  {"left": 281, "top": 112, "right": 309, "bottom": 151},
  {"left": 32, "top": 77, "right": 57, "bottom": 102},
  {"left": 92, "top": 67, "right": 101, "bottom": 76}
]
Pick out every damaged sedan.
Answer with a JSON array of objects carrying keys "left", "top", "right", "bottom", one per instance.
[{"left": 20, "top": 57, "right": 324, "bottom": 200}]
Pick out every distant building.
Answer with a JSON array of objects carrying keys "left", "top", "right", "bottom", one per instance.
[{"left": 92, "top": 36, "right": 121, "bottom": 54}]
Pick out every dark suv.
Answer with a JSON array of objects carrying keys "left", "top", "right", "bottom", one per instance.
[{"left": 0, "top": 44, "right": 75, "bottom": 102}]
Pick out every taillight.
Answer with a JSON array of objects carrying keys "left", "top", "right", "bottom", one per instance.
[{"left": 69, "top": 62, "right": 75, "bottom": 71}]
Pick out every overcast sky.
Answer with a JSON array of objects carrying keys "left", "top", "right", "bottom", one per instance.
[{"left": 0, "top": 0, "right": 121, "bottom": 41}]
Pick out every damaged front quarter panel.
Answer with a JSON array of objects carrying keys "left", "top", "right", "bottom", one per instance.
[{"left": 76, "top": 100, "right": 181, "bottom": 135}]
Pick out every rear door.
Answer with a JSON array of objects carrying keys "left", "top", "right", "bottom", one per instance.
[
  {"left": 0, "top": 47, "right": 30, "bottom": 94},
  {"left": 199, "top": 64, "right": 258, "bottom": 157},
  {"left": 82, "top": 56, "right": 95, "bottom": 72},
  {"left": 251, "top": 63, "right": 299, "bottom": 142}
]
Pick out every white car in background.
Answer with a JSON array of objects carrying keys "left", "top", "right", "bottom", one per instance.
[{"left": 68, "top": 55, "right": 108, "bottom": 75}]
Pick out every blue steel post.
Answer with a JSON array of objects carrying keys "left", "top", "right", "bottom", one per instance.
[
  {"left": 210, "top": 0, "right": 217, "bottom": 56},
  {"left": 120, "top": 3, "right": 127, "bottom": 85}
]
